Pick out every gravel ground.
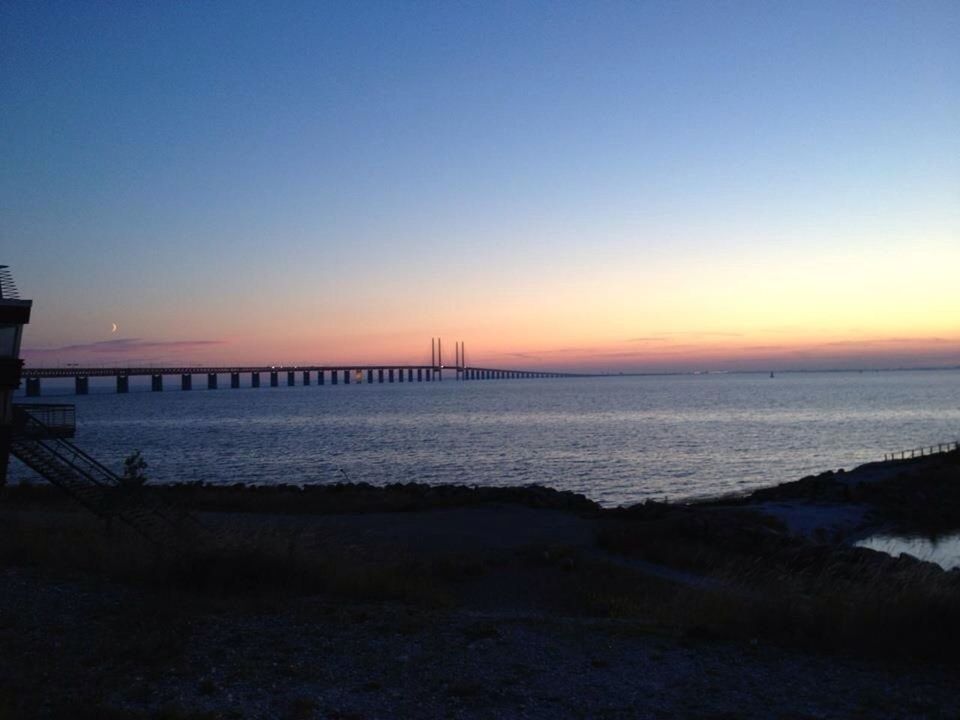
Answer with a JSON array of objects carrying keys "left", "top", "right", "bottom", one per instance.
[{"left": 1, "top": 567, "right": 957, "bottom": 720}]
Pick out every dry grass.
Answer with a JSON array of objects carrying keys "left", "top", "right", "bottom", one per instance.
[
  {"left": 3, "top": 490, "right": 959, "bottom": 662},
  {"left": 0, "top": 509, "right": 455, "bottom": 607},
  {"left": 596, "top": 512, "right": 960, "bottom": 661}
]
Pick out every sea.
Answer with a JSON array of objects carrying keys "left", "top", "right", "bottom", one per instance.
[{"left": 10, "top": 369, "right": 960, "bottom": 508}]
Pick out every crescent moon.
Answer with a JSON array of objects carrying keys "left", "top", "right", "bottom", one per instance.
[{"left": 111, "top": 323, "right": 118, "bottom": 333}]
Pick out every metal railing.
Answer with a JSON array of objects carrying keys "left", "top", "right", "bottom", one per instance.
[
  {"left": 883, "top": 440, "right": 959, "bottom": 462},
  {"left": 13, "top": 403, "right": 76, "bottom": 438},
  {"left": 0, "top": 265, "right": 19, "bottom": 299},
  {"left": 10, "top": 406, "right": 204, "bottom": 545},
  {"left": 13, "top": 406, "right": 118, "bottom": 488}
]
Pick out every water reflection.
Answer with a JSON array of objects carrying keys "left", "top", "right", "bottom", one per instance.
[
  {"left": 855, "top": 534, "right": 960, "bottom": 570},
  {"left": 10, "top": 371, "right": 960, "bottom": 507}
]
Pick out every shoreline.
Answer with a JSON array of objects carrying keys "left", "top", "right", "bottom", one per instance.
[{"left": 1, "top": 451, "right": 958, "bottom": 718}]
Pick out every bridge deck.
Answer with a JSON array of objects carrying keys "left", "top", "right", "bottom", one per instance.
[{"left": 22, "top": 365, "right": 576, "bottom": 379}]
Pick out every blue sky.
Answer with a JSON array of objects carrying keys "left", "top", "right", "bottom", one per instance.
[{"left": 2, "top": 1, "right": 958, "bottom": 370}]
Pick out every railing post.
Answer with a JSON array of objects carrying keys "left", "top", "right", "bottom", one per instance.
[{"left": 25, "top": 377, "right": 41, "bottom": 397}]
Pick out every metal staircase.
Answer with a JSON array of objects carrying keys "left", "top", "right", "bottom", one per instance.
[{"left": 10, "top": 405, "right": 204, "bottom": 550}]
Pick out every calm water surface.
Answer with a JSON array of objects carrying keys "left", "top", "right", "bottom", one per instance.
[
  {"left": 856, "top": 534, "right": 960, "bottom": 571},
  {"left": 12, "top": 370, "right": 960, "bottom": 507}
]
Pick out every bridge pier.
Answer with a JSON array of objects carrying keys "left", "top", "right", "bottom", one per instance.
[
  {"left": 270, "top": 371, "right": 279, "bottom": 387},
  {"left": 389, "top": 369, "right": 394, "bottom": 383},
  {"left": 331, "top": 370, "right": 338, "bottom": 385},
  {"left": 398, "top": 368, "right": 404, "bottom": 382},
  {"left": 208, "top": 373, "right": 218, "bottom": 390},
  {"left": 305, "top": 370, "right": 312, "bottom": 386},
  {"left": 180, "top": 374, "right": 191, "bottom": 391},
  {"left": 367, "top": 369, "right": 374, "bottom": 384},
  {"left": 426, "top": 368, "right": 432, "bottom": 381},
  {"left": 75, "top": 376, "right": 88, "bottom": 395},
  {"left": 417, "top": 368, "right": 422, "bottom": 382},
  {"left": 287, "top": 371, "right": 295, "bottom": 386},
  {"left": 407, "top": 368, "right": 413, "bottom": 382},
  {"left": 230, "top": 372, "right": 240, "bottom": 389},
  {"left": 152, "top": 374, "right": 163, "bottom": 392},
  {"left": 116, "top": 376, "right": 129, "bottom": 393},
  {"left": 343, "top": 370, "right": 350, "bottom": 384},
  {"left": 378, "top": 369, "right": 384, "bottom": 383},
  {"left": 25, "top": 377, "right": 40, "bottom": 397},
  {"left": 251, "top": 372, "right": 260, "bottom": 388}
]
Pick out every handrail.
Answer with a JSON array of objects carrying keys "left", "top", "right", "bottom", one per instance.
[
  {"left": 883, "top": 440, "right": 959, "bottom": 462},
  {"left": 13, "top": 404, "right": 76, "bottom": 436},
  {"left": 11, "top": 407, "right": 202, "bottom": 541},
  {"left": 13, "top": 407, "right": 119, "bottom": 487},
  {"left": 0, "top": 265, "right": 19, "bottom": 299}
]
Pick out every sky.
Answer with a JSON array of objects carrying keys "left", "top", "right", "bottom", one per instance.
[{"left": 2, "top": 1, "right": 958, "bottom": 372}]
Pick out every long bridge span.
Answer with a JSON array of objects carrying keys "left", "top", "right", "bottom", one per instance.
[
  {"left": 21, "top": 365, "right": 576, "bottom": 396},
  {"left": 19, "top": 340, "right": 580, "bottom": 396}
]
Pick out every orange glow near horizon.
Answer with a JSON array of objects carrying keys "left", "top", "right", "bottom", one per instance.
[{"left": 18, "top": 236, "right": 960, "bottom": 372}]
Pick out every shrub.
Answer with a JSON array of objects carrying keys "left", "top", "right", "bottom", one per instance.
[{"left": 120, "top": 450, "right": 148, "bottom": 488}]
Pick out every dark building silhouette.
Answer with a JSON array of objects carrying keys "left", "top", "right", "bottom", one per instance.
[{"left": 0, "top": 266, "right": 31, "bottom": 485}]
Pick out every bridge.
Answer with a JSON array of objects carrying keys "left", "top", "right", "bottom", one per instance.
[{"left": 21, "top": 340, "right": 578, "bottom": 396}]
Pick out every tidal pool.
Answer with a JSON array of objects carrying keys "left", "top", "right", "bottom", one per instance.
[{"left": 855, "top": 533, "right": 960, "bottom": 571}]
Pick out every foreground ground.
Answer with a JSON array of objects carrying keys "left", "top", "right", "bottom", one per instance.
[{"left": 1, "top": 452, "right": 959, "bottom": 719}]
